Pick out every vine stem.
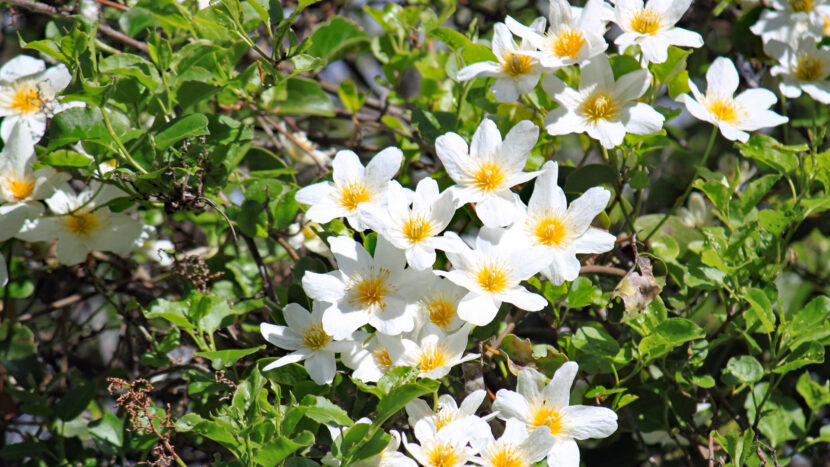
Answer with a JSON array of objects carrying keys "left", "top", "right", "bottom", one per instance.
[{"left": 643, "top": 126, "right": 718, "bottom": 243}]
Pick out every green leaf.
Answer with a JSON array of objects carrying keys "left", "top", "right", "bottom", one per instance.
[
  {"left": 774, "top": 341, "right": 825, "bottom": 373},
  {"left": 40, "top": 149, "right": 92, "bottom": 168},
  {"left": 796, "top": 372, "right": 830, "bottom": 411},
  {"left": 376, "top": 380, "right": 440, "bottom": 424},
  {"left": 742, "top": 287, "right": 777, "bottom": 333},
  {"left": 154, "top": 113, "right": 210, "bottom": 151},
  {"left": 99, "top": 53, "right": 161, "bottom": 91},
  {"left": 650, "top": 46, "right": 691, "bottom": 84},
  {"left": 300, "top": 395, "right": 354, "bottom": 426},
  {"left": 787, "top": 296, "right": 830, "bottom": 348},
  {"left": 429, "top": 27, "right": 468, "bottom": 51},
  {"left": 739, "top": 174, "right": 780, "bottom": 215},
  {"left": 758, "top": 209, "right": 793, "bottom": 235},
  {"left": 307, "top": 17, "right": 368, "bottom": 63},
  {"left": 47, "top": 107, "right": 131, "bottom": 149},
  {"left": 253, "top": 432, "right": 314, "bottom": 465},
  {"left": 723, "top": 355, "right": 764, "bottom": 385},
  {"left": 55, "top": 380, "right": 97, "bottom": 421},
  {"left": 737, "top": 134, "right": 803, "bottom": 173},
  {"left": 655, "top": 318, "right": 704, "bottom": 345},
  {"left": 144, "top": 298, "right": 195, "bottom": 330},
  {"left": 265, "top": 77, "right": 334, "bottom": 117},
  {"left": 88, "top": 413, "right": 124, "bottom": 449},
  {"left": 666, "top": 69, "right": 690, "bottom": 98},
  {"left": 237, "top": 199, "right": 268, "bottom": 238},
  {"left": 119, "top": 7, "right": 160, "bottom": 36},
  {"left": 338, "top": 79, "right": 366, "bottom": 114},
  {"left": 610, "top": 54, "right": 642, "bottom": 80},
  {"left": 194, "top": 346, "right": 264, "bottom": 370},
  {"left": 566, "top": 277, "right": 603, "bottom": 309}
]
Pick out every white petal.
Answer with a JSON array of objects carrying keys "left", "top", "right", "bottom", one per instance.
[
  {"left": 502, "top": 120, "right": 539, "bottom": 171},
  {"left": 365, "top": 147, "right": 403, "bottom": 185},
  {"left": 546, "top": 438, "right": 580, "bottom": 467},
  {"left": 332, "top": 150, "right": 365, "bottom": 185},
  {"left": 492, "top": 389, "right": 531, "bottom": 423},
  {"left": 260, "top": 322, "right": 303, "bottom": 350},
  {"left": 263, "top": 351, "right": 308, "bottom": 370},
  {"left": 435, "top": 133, "right": 470, "bottom": 183},
  {"left": 621, "top": 102, "right": 665, "bottom": 135},
  {"left": 457, "top": 61, "right": 503, "bottom": 81},
  {"left": 500, "top": 287, "right": 547, "bottom": 311},
  {"left": 457, "top": 292, "right": 500, "bottom": 326},
  {"left": 614, "top": 69, "right": 651, "bottom": 102},
  {"left": 591, "top": 119, "right": 627, "bottom": 149},
  {"left": 471, "top": 119, "right": 503, "bottom": 158},
  {"left": 492, "top": 78, "right": 521, "bottom": 102},
  {"left": 568, "top": 187, "right": 611, "bottom": 233},
  {"left": 305, "top": 351, "right": 337, "bottom": 385},
  {"left": 706, "top": 57, "right": 739, "bottom": 96},
  {"left": 543, "top": 361, "right": 578, "bottom": 406},
  {"left": 0, "top": 55, "right": 45, "bottom": 81},
  {"left": 663, "top": 27, "right": 703, "bottom": 48},
  {"left": 476, "top": 191, "right": 522, "bottom": 227},
  {"left": 283, "top": 302, "right": 313, "bottom": 330},
  {"left": 302, "top": 271, "right": 346, "bottom": 303},
  {"left": 563, "top": 405, "right": 618, "bottom": 439},
  {"left": 573, "top": 228, "right": 616, "bottom": 254}
]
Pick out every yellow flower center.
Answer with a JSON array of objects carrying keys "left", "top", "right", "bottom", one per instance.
[
  {"left": 529, "top": 401, "right": 565, "bottom": 436},
  {"left": 432, "top": 407, "right": 458, "bottom": 431},
  {"left": 475, "top": 261, "right": 511, "bottom": 294},
  {"left": 629, "top": 8, "right": 663, "bottom": 35},
  {"left": 348, "top": 268, "right": 391, "bottom": 310},
  {"left": 703, "top": 92, "right": 743, "bottom": 124},
  {"left": 10, "top": 84, "right": 41, "bottom": 114},
  {"left": 531, "top": 213, "right": 573, "bottom": 247},
  {"left": 794, "top": 53, "right": 824, "bottom": 81},
  {"left": 302, "top": 322, "right": 332, "bottom": 351},
  {"left": 373, "top": 348, "right": 393, "bottom": 370},
  {"left": 548, "top": 28, "right": 586, "bottom": 59},
  {"left": 470, "top": 159, "right": 506, "bottom": 193},
  {"left": 424, "top": 440, "right": 464, "bottom": 467},
  {"left": 483, "top": 442, "right": 527, "bottom": 467},
  {"left": 402, "top": 214, "right": 435, "bottom": 244},
  {"left": 336, "top": 180, "right": 373, "bottom": 211},
  {"left": 823, "top": 15, "right": 830, "bottom": 36},
  {"left": 416, "top": 343, "right": 452, "bottom": 373},
  {"left": 790, "top": 0, "right": 814, "bottom": 12},
  {"left": 6, "top": 174, "right": 35, "bottom": 201},
  {"left": 581, "top": 91, "right": 618, "bottom": 123},
  {"left": 62, "top": 212, "right": 100, "bottom": 237},
  {"left": 501, "top": 52, "right": 535, "bottom": 77},
  {"left": 425, "top": 294, "right": 457, "bottom": 328}
]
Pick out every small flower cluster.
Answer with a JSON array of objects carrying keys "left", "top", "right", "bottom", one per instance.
[
  {"left": 323, "top": 364, "right": 617, "bottom": 467},
  {"left": 0, "top": 56, "right": 169, "bottom": 285},
  {"left": 458, "top": 0, "right": 790, "bottom": 145}
]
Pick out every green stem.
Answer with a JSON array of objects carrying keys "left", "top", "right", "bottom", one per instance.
[
  {"left": 101, "top": 107, "right": 148, "bottom": 174},
  {"left": 644, "top": 126, "right": 717, "bottom": 242}
]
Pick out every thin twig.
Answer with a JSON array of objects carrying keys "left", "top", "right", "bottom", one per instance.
[{"left": 579, "top": 265, "right": 628, "bottom": 276}]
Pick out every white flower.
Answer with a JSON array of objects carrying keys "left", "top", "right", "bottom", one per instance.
[
  {"left": 132, "top": 225, "right": 175, "bottom": 266},
  {"left": 505, "top": 0, "right": 608, "bottom": 70},
  {"left": 676, "top": 57, "right": 788, "bottom": 142},
  {"left": 295, "top": 147, "right": 403, "bottom": 231},
  {"left": 17, "top": 182, "right": 142, "bottom": 265},
  {"left": 361, "top": 178, "right": 458, "bottom": 270},
  {"left": 440, "top": 228, "right": 552, "bottom": 326},
  {"left": 0, "top": 122, "right": 69, "bottom": 204},
  {"left": 405, "top": 419, "right": 480, "bottom": 467},
  {"left": 750, "top": 0, "right": 829, "bottom": 45},
  {"left": 302, "top": 235, "right": 432, "bottom": 339},
  {"left": 286, "top": 220, "right": 331, "bottom": 257},
  {"left": 338, "top": 430, "right": 417, "bottom": 467},
  {"left": 611, "top": 0, "right": 704, "bottom": 64},
  {"left": 767, "top": 37, "right": 830, "bottom": 103},
  {"left": 406, "top": 389, "right": 494, "bottom": 434},
  {"left": 677, "top": 192, "right": 714, "bottom": 228},
  {"left": 505, "top": 161, "right": 615, "bottom": 285},
  {"left": 260, "top": 302, "right": 353, "bottom": 385},
  {"left": 435, "top": 119, "right": 540, "bottom": 227},
  {"left": 341, "top": 331, "right": 404, "bottom": 383},
  {"left": 492, "top": 363, "right": 618, "bottom": 467},
  {"left": 457, "top": 20, "right": 548, "bottom": 103},
  {"left": 542, "top": 54, "right": 665, "bottom": 148},
  {"left": 0, "top": 202, "right": 44, "bottom": 286},
  {"left": 0, "top": 55, "right": 78, "bottom": 142},
  {"left": 472, "top": 419, "right": 555, "bottom": 467},
  {"left": 413, "top": 275, "right": 467, "bottom": 333},
  {"left": 390, "top": 323, "right": 478, "bottom": 379}
]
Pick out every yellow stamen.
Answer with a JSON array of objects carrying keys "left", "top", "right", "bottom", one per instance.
[
  {"left": 423, "top": 440, "right": 464, "bottom": 467},
  {"left": 470, "top": 159, "right": 506, "bottom": 193},
  {"left": 416, "top": 343, "right": 451, "bottom": 373},
  {"left": 302, "top": 322, "right": 332, "bottom": 351},
  {"left": 336, "top": 181, "right": 372, "bottom": 211},
  {"left": 475, "top": 262, "right": 511, "bottom": 294},
  {"left": 7, "top": 174, "right": 35, "bottom": 201},
  {"left": 62, "top": 212, "right": 100, "bottom": 237},
  {"left": 794, "top": 53, "right": 824, "bottom": 81},
  {"left": 529, "top": 401, "right": 565, "bottom": 436},
  {"left": 531, "top": 213, "right": 573, "bottom": 247},
  {"left": 790, "top": 0, "right": 814, "bottom": 13},
  {"left": 9, "top": 84, "right": 41, "bottom": 114},
  {"left": 424, "top": 294, "right": 457, "bottom": 328},
  {"left": 402, "top": 214, "right": 435, "bottom": 244},
  {"left": 629, "top": 8, "right": 663, "bottom": 35},
  {"left": 580, "top": 91, "right": 618, "bottom": 122},
  {"left": 548, "top": 28, "right": 586, "bottom": 59},
  {"left": 372, "top": 348, "right": 393, "bottom": 370},
  {"left": 348, "top": 268, "right": 391, "bottom": 310},
  {"left": 483, "top": 442, "right": 526, "bottom": 467},
  {"left": 703, "top": 92, "right": 742, "bottom": 124},
  {"left": 433, "top": 407, "right": 458, "bottom": 431},
  {"left": 501, "top": 52, "right": 534, "bottom": 77}
]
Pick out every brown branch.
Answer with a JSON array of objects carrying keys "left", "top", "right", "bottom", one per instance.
[
  {"left": 3, "top": 0, "right": 149, "bottom": 53},
  {"left": 579, "top": 265, "right": 627, "bottom": 276},
  {"left": 241, "top": 233, "right": 278, "bottom": 304}
]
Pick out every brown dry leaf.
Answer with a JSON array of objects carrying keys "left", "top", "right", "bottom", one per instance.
[{"left": 612, "top": 255, "right": 662, "bottom": 312}]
